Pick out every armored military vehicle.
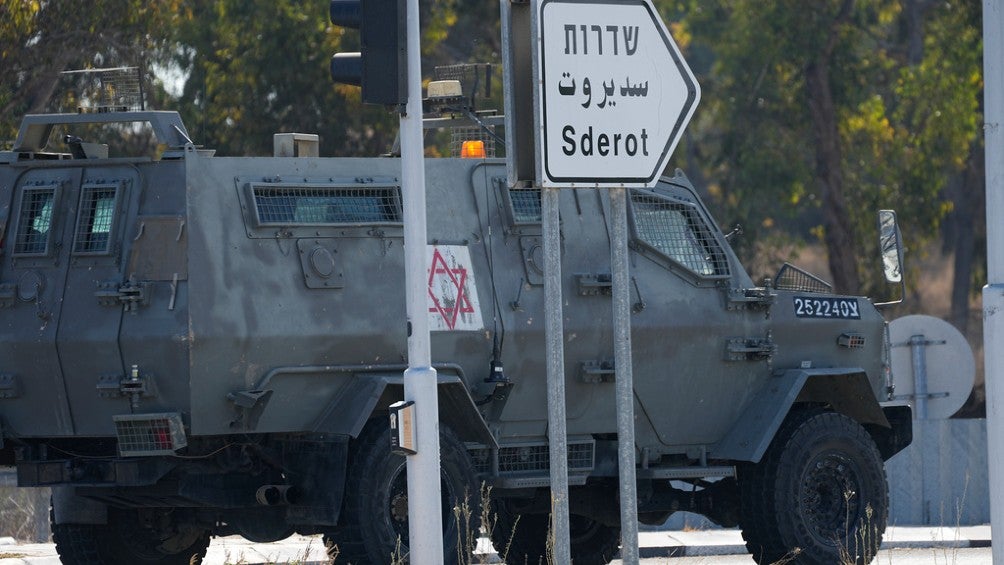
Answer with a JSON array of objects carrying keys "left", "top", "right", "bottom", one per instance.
[{"left": 0, "top": 106, "right": 910, "bottom": 565}]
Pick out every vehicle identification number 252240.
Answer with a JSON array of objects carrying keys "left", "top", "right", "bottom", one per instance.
[{"left": 793, "top": 296, "right": 860, "bottom": 319}]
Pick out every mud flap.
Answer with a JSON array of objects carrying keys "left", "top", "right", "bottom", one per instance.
[{"left": 51, "top": 486, "right": 108, "bottom": 525}]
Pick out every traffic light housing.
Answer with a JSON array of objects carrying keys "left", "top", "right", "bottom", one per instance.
[{"left": 329, "top": 0, "right": 408, "bottom": 107}]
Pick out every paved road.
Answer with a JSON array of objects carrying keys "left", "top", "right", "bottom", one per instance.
[
  {"left": 631, "top": 548, "right": 992, "bottom": 564},
  {"left": 0, "top": 525, "right": 991, "bottom": 565},
  {"left": 0, "top": 544, "right": 993, "bottom": 565}
]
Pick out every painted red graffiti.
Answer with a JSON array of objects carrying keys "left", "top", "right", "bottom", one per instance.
[{"left": 427, "top": 248, "right": 474, "bottom": 330}]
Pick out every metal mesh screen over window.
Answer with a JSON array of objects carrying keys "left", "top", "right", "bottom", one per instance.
[
  {"left": 509, "top": 188, "right": 542, "bottom": 223},
  {"left": 73, "top": 185, "right": 117, "bottom": 253},
  {"left": 630, "top": 192, "right": 729, "bottom": 277},
  {"left": 253, "top": 185, "right": 402, "bottom": 225},
  {"left": 774, "top": 263, "right": 832, "bottom": 294},
  {"left": 14, "top": 187, "right": 56, "bottom": 255}
]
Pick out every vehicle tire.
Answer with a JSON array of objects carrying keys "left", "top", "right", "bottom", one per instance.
[
  {"left": 738, "top": 408, "right": 888, "bottom": 565},
  {"left": 51, "top": 505, "right": 210, "bottom": 565},
  {"left": 490, "top": 498, "right": 621, "bottom": 565},
  {"left": 325, "top": 419, "right": 480, "bottom": 564}
]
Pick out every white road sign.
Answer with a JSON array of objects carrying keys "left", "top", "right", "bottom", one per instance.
[{"left": 536, "top": 0, "right": 700, "bottom": 187}]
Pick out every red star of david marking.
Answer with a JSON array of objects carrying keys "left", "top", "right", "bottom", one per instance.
[{"left": 427, "top": 248, "right": 474, "bottom": 330}]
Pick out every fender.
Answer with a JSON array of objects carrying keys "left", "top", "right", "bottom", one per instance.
[
  {"left": 712, "top": 368, "right": 889, "bottom": 463},
  {"left": 240, "top": 364, "right": 497, "bottom": 448}
]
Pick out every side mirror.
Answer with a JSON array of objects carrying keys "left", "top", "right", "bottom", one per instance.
[{"left": 876, "top": 210, "right": 904, "bottom": 305}]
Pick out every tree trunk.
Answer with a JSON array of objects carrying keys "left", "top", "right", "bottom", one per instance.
[
  {"left": 949, "top": 140, "right": 985, "bottom": 335},
  {"left": 805, "top": 58, "right": 860, "bottom": 295},
  {"left": 904, "top": 0, "right": 933, "bottom": 65}
]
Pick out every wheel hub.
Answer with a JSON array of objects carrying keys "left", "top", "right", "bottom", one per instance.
[
  {"left": 390, "top": 492, "right": 409, "bottom": 523},
  {"left": 801, "top": 452, "right": 861, "bottom": 544}
]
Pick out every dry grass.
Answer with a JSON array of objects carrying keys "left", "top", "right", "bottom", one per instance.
[{"left": 0, "top": 482, "right": 50, "bottom": 542}]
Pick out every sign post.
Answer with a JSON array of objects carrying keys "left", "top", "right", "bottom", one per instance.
[{"left": 530, "top": 1, "right": 699, "bottom": 562}]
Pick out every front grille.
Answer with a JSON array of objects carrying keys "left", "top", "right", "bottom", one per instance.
[
  {"left": 468, "top": 441, "right": 594, "bottom": 475},
  {"left": 113, "top": 413, "right": 187, "bottom": 456},
  {"left": 469, "top": 446, "right": 491, "bottom": 474}
]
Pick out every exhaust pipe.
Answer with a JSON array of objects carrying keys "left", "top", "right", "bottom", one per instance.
[{"left": 255, "top": 484, "right": 296, "bottom": 506}]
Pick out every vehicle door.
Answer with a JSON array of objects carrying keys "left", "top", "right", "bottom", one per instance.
[
  {"left": 55, "top": 165, "right": 137, "bottom": 435},
  {"left": 0, "top": 167, "right": 79, "bottom": 436},
  {"left": 626, "top": 182, "right": 771, "bottom": 448}
]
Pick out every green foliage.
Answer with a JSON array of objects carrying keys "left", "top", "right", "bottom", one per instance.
[
  {"left": 0, "top": 0, "right": 983, "bottom": 291},
  {"left": 0, "top": 0, "right": 183, "bottom": 144},
  {"left": 169, "top": 0, "right": 392, "bottom": 157},
  {"left": 169, "top": 0, "right": 489, "bottom": 158},
  {"left": 665, "top": 0, "right": 981, "bottom": 294}
]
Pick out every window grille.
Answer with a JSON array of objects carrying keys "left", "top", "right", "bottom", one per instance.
[
  {"left": 73, "top": 185, "right": 118, "bottom": 253},
  {"left": 14, "top": 186, "right": 57, "bottom": 255},
  {"left": 252, "top": 185, "right": 402, "bottom": 225},
  {"left": 774, "top": 263, "right": 832, "bottom": 294},
  {"left": 508, "top": 188, "right": 542, "bottom": 223},
  {"left": 630, "top": 192, "right": 729, "bottom": 278}
]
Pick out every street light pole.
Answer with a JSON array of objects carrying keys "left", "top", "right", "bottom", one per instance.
[
  {"left": 400, "top": 0, "right": 444, "bottom": 562},
  {"left": 982, "top": 1, "right": 1004, "bottom": 563}
]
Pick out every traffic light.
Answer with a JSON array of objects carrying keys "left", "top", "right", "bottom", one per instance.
[{"left": 329, "top": 0, "right": 407, "bottom": 107}]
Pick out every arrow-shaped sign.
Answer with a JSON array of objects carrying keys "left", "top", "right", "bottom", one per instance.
[{"left": 536, "top": 0, "right": 700, "bottom": 187}]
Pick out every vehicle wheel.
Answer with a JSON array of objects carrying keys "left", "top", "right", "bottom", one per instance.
[
  {"left": 490, "top": 498, "right": 620, "bottom": 565},
  {"left": 738, "top": 408, "right": 888, "bottom": 565},
  {"left": 326, "top": 419, "right": 479, "bottom": 564},
  {"left": 52, "top": 505, "right": 210, "bottom": 565}
]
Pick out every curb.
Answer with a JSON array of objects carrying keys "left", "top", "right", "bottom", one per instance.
[{"left": 632, "top": 538, "right": 993, "bottom": 558}]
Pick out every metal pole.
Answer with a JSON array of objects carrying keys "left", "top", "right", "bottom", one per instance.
[
  {"left": 543, "top": 186, "right": 571, "bottom": 564},
  {"left": 909, "top": 335, "right": 929, "bottom": 420},
  {"left": 401, "top": 0, "right": 444, "bottom": 561},
  {"left": 982, "top": 1, "right": 1004, "bottom": 562},
  {"left": 610, "top": 187, "right": 639, "bottom": 564}
]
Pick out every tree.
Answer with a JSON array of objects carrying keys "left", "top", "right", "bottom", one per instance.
[
  {"left": 0, "top": 1, "right": 183, "bottom": 145},
  {"left": 672, "top": 0, "right": 980, "bottom": 298},
  {"left": 170, "top": 0, "right": 466, "bottom": 158}
]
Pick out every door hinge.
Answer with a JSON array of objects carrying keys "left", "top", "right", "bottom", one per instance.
[
  {"left": 726, "top": 287, "right": 776, "bottom": 311},
  {"left": 579, "top": 360, "right": 616, "bottom": 383},
  {"left": 95, "top": 280, "right": 150, "bottom": 311},
  {"left": 96, "top": 366, "right": 158, "bottom": 410},
  {"left": 576, "top": 273, "right": 612, "bottom": 296},
  {"left": 725, "top": 336, "right": 777, "bottom": 362}
]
